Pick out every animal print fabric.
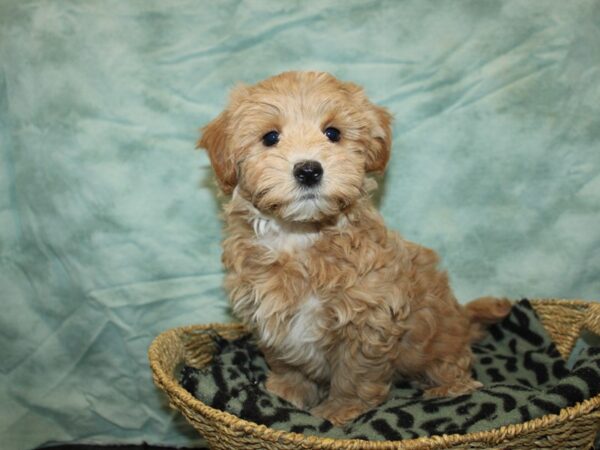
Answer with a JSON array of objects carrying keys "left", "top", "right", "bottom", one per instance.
[{"left": 180, "top": 300, "right": 600, "bottom": 440}]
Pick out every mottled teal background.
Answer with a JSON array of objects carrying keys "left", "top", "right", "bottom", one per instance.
[{"left": 1, "top": 1, "right": 599, "bottom": 449}]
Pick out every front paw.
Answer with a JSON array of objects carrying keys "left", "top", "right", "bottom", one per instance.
[
  {"left": 265, "top": 371, "right": 321, "bottom": 410},
  {"left": 311, "top": 398, "right": 369, "bottom": 427},
  {"left": 424, "top": 379, "right": 483, "bottom": 398}
]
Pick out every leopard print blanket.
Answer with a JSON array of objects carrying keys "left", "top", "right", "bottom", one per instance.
[{"left": 180, "top": 300, "right": 600, "bottom": 440}]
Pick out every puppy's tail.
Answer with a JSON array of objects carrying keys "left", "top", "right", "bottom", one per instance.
[{"left": 464, "top": 296, "right": 512, "bottom": 342}]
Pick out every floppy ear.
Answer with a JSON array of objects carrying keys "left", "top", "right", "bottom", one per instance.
[
  {"left": 364, "top": 104, "right": 393, "bottom": 173},
  {"left": 343, "top": 81, "right": 393, "bottom": 173},
  {"left": 197, "top": 111, "right": 237, "bottom": 194}
]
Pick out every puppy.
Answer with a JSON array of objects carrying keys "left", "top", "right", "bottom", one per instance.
[{"left": 198, "top": 71, "right": 511, "bottom": 426}]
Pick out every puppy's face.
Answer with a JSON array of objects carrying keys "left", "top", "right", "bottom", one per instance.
[{"left": 199, "top": 72, "right": 392, "bottom": 223}]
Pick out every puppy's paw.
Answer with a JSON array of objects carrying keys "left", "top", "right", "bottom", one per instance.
[
  {"left": 424, "top": 379, "right": 483, "bottom": 398},
  {"left": 265, "top": 371, "right": 321, "bottom": 410},
  {"left": 488, "top": 297, "right": 512, "bottom": 319},
  {"left": 466, "top": 296, "right": 512, "bottom": 324},
  {"left": 311, "top": 398, "right": 368, "bottom": 427}
]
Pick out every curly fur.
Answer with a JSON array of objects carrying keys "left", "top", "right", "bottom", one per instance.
[{"left": 198, "top": 71, "right": 511, "bottom": 426}]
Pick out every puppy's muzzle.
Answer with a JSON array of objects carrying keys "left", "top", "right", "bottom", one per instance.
[{"left": 293, "top": 160, "right": 323, "bottom": 187}]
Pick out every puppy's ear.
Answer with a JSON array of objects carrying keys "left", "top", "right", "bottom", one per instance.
[
  {"left": 198, "top": 84, "right": 250, "bottom": 194},
  {"left": 364, "top": 104, "right": 393, "bottom": 173},
  {"left": 197, "top": 110, "right": 237, "bottom": 194},
  {"left": 344, "top": 81, "right": 393, "bottom": 173}
]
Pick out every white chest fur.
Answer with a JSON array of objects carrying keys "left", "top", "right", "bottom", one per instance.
[
  {"left": 251, "top": 292, "right": 329, "bottom": 379},
  {"left": 251, "top": 214, "right": 320, "bottom": 253},
  {"left": 278, "top": 295, "right": 328, "bottom": 372}
]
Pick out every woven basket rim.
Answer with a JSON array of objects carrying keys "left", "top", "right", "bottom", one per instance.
[{"left": 148, "top": 298, "right": 600, "bottom": 449}]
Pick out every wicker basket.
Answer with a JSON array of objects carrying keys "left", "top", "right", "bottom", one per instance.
[{"left": 148, "top": 299, "right": 600, "bottom": 449}]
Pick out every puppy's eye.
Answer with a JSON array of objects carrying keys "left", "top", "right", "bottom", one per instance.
[
  {"left": 324, "top": 127, "right": 341, "bottom": 142},
  {"left": 262, "top": 131, "right": 280, "bottom": 147}
]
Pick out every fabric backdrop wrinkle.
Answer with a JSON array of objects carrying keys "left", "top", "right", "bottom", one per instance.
[{"left": 0, "top": 1, "right": 599, "bottom": 449}]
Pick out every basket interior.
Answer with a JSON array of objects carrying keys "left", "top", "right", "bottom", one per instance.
[{"left": 172, "top": 300, "right": 600, "bottom": 443}]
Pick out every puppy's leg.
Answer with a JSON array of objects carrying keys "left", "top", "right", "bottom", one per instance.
[
  {"left": 264, "top": 356, "right": 322, "bottom": 410},
  {"left": 422, "top": 349, "right": 482, "bottom": 398},
  {"left": 465, "top": 296, "right": 512, "bottom": 341},
  {"left": 266, "top": 370, "right": 321, "bottom": 410},
  {"left": 311, "top": 345, "right": 394, "bottom": 426},
  {"left": 465, "top": 296, "right": 512, "bottom": 324}
]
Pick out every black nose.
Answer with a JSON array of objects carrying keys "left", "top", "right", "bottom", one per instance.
[{"left": 293, "top": 160, "right": 323, "bottom": 187}]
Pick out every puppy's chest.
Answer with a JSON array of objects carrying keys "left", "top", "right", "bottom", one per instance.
[
  {"left": 252, "top": 216, "right": 320, "bottom": 253},
  {"left": 250, "top": 216, "right": 330, "bottom": 373},
  {"left": 276, "top": 295, "right": 328, "bottom": 373}
]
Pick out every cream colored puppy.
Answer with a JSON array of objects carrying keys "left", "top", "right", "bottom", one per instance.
[{"left": 198, "top": 71, "right": 510, "bottom": 426}]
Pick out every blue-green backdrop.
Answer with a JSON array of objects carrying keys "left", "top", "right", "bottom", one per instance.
[{"left": 1, "top": 1, "right": 599, "bottom": 449}]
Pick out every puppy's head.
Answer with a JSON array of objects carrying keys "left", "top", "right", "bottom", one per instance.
[{"left": 198, "top": 71, "right": 392, "bottom": 222}]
